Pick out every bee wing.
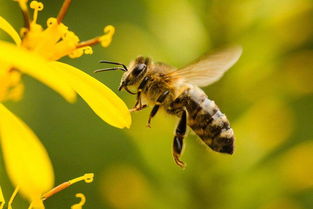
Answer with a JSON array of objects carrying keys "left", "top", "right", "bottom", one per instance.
[{"left": 168, "top": 46, "right": 242, "bottom": 87}]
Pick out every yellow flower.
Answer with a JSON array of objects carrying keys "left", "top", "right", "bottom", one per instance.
[
  {"left": 0, "top": 0, "right": 131, "bottom": 207},
  {"left": 0, "top": 0, "right": 131, "bottom": 128},
  {"left": 0, "top": 103, "right": 53, "bottom": 208}
]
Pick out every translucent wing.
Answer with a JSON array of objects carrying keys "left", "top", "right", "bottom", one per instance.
[{"left": 168, "top": 46, "right": 242, "bottom": 87}]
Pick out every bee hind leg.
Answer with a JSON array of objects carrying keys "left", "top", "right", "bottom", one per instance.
[
  {"left": 173, "top": 110, "right": 187, "bottom": 168},
  {"left": 147, "top": 90, "right": 170, "bottom": 127}
]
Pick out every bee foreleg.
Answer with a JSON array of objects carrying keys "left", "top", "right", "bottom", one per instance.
[
  {"left": 129, "top": 104, "right": 148, "bottom": 112},
  {"left": 131, "top": 76, "right": 150, "bottom": 111},
  {"left": 147, "top": 90, "right": 170, "bottom": 127},
  {"left": 173, "top": 110, "right": 187, "bottom": 168}
]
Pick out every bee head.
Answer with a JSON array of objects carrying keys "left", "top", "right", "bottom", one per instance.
[
  {"left": 95, "top": 57, "right": 150, "bottom": 94},
  {"left": 118, "top": 56, "right": 150, "bottom": 94}
]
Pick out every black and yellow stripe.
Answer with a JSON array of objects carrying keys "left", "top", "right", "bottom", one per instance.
[{"left": 185, "top": 96, "right": 234, "bottom": 154}]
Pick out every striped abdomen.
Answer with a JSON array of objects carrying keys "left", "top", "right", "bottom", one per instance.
[{"left": 184, "top": 87, "right": 234, "bottom": 154}]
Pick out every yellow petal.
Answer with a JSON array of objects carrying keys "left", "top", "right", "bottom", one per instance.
[
  {"left": 0, "top": 104, "right": 54, "bottom": 204},
  {"left": 0, "top": 186, "right": 5, "bottom": 209},
  {"left": 0, "top": 41, "right": 76, "bottom": 103},
  {"left": 51, "top": 61, "right": 131, "bottom": 128},
  {"left": 0, "top": 17, "right": 21, "bottom": 46}
]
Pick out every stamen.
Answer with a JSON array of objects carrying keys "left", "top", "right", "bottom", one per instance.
[
  {"left": 83, "top": 47, "right": 93, "bottom": 55},
  {"left": 8, "top": 187, "right": 19, "bottom": 209},
  {"left": 30, "top": 1, "right": 44, "bottom": 24},
  {"left": 17, "top": 0, "right": 31, "bottom": 28},
  {"left": 0, "top": 187, "right": 5, "bottom": 209},
  {"left": 100, "top": 25, "right": 115, "bottom": 47},
  {"left": 41, "top": 182, "right": 71, "bottom": 200},
  {"left": 69, "top": 47, "right": 93, "bottom": 59},
  {"left": 76, "top": 25, "right": 115, "bottom": 49},
  {"left": 76, "top": 37, "right": 101, "bottom": 49},
  {"left": 68, "top": 173, "right": 94, "bottom": 184},
  {"left": 41, "top": 173, "right": 94, "bottom": 200},
  {"left": 71, "top": 193, "right": 86, "bottom": 209},
  {"left": 57, "top": 0, "right": 72, "bottom": 24}
]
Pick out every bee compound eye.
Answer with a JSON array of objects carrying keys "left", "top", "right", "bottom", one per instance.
[{"left": 132, "top": 63, "right": 146, "bottom": 76}]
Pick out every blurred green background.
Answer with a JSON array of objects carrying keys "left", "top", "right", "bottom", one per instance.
[{"left": 1, "top": 0, "right": 313, "bottom": 208}]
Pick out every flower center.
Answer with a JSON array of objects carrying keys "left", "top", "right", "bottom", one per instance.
[{"left": 18, "top": 0, "right": 115, "bottom": 61}]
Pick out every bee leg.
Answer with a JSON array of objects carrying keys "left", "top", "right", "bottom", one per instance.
[
  {"left": 147, "top": 90, "right": 170, "bottom": 127},
  {"left": 130, "top": 104, "right": 148, "bottom": 112},
  {"left": 130, "top": 76, "right": 150, "bottom": 112},
  {"left": 173, "top": 110, "right": 187, "bottom": 168}
]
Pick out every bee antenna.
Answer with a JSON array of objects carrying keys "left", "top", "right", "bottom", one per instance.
[
  {"left": 99, "top": 60, "right": 128, "bottom": 72},
  {"left": 94, "top": 67, "right": 126, "bottom": 73}
]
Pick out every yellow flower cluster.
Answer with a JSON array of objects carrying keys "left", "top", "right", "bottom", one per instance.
[
  {"left": 0, "top": 0, "right": 131, "bottom": 207},
  {"left": 20, "top": 0, "right": 115, "bottom": 60}
]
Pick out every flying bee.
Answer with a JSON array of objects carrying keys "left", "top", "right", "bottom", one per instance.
[{"left": 95, "top": 46, "right": 242, "bottom": 168}]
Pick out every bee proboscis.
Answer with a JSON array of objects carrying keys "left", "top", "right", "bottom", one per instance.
[{"left": 96, "top": 46, "right": 242, "bottom": 168}]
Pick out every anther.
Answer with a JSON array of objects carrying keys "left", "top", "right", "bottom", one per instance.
[
  {"left": 30, "top": 1, "right": 44, "bottom": 23},
  {"left": 83, "top": 47, "right": 93, "bottom": 55},
  {"left": 82, "top": 173, "right": 94, "bottom": 183},
  {"left": 76, "top": 25, "right": 115, "bottom": 49},
  {"left": 68, "top": 173, "right": 94, "bottom": 185},
  {"left": 100, "top": 25, "right": 115, "bottom": 47},
  {"left": 71, "top": 193, "right": 86, "bottom": 209}
]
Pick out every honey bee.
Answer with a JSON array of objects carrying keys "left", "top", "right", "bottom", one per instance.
[{"left": 96, "top": 46, "right": 242, "bottom": 168}]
